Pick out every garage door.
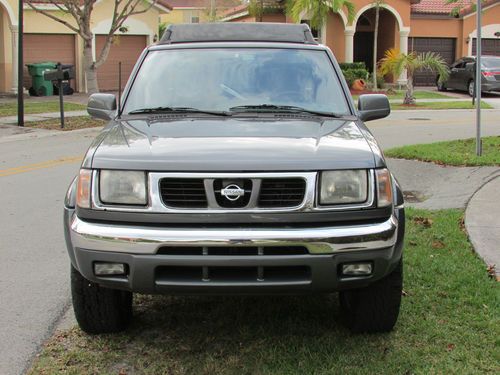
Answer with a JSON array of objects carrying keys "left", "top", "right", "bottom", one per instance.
[
  {"left": 23, "top": 34, "right": 76, "bottom": 90},
  {"left": 472, "top": 38, "right": 500, "bottom": 56},
  {"left": 409, "top": 37, "right": 456, "bottom": 86},
  {"left": 96, "top": 35, "right": 147, "bottom": 91}
]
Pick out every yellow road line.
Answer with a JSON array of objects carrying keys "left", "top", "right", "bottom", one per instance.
[{"left": 0, "top": 156, "right": 82, "bottom": 177}]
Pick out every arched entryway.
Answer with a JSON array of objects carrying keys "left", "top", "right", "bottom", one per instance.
[
  {"left": 353, "top": 7, "right": 399, "bottom": 72},
  {"left": 0, "top": 0, "right": 18, "bottom": 93}
]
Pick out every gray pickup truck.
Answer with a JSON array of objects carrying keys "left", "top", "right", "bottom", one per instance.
[{"left": 64, "top": 23, "right": 405, "bottom": 334}]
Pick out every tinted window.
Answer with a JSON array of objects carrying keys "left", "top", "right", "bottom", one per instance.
[{"left": 124, "top": 48, "right": 350, "bottom": 114}]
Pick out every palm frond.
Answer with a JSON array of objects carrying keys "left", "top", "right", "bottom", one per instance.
[
  {"left": 341, "top": 0, "right": 356, "bottom": 23},
  {"left": 417, "top": 51, "right": 450, "bottom": 82},
  {"left": 378, "top": 48, "right": 405, "bottom": 77},
  {"left": 286, "top": 0, "right": 356, "bottom": 28}
]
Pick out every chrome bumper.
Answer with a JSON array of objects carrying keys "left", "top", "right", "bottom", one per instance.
[{"left": 69, "top": 214, "right": 398, "bottom": 255}]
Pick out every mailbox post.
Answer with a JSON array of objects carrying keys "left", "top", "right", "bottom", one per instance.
[{"left": 43, "top": 62, "right": 75, "bottom": 129}]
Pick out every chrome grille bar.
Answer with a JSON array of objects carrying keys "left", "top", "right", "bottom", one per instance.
[{"left": 91, "top": 171, "right": 375, "bottom": 213}]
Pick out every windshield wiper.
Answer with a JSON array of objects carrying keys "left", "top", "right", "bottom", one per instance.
[
  {"left": 128, "top": 106, "right": 230, "bottom": 116},
  {"left": 229, "top": 104, "right": 344, "bottom": 118}
]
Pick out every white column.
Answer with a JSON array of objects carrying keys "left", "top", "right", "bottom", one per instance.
[
  {"left": 397, "top": 28, "right": 410, "bottom": 85},
  {"left": 344, "top": 29, "right": 355, "bottom": 63},
  {"left": 10, "top": 25, "right": 19, "bottom": 94}
]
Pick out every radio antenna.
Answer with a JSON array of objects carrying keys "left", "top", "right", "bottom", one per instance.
[{"left": 118, "top": 61, "right": 122, "bottom": 116}]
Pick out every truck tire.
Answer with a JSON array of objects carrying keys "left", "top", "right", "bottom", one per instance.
[
  {"left": 339, "top": 259, "right": 402, "bottom": 333},
  {"left": 71, "top": 265, "right": 132, "bottom": 334}
]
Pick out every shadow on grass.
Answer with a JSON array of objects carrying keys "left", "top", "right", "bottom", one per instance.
[{"left": 133, "top": 293, "right": 343, "bottom": 339}]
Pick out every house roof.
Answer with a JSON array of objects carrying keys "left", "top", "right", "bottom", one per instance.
[
  {"left": 26, "top": 0, "right": 173, "bottom": 11},
  {"left": 222, "top": 3, "right": 249, "bottom": 18},
  {"left": 411, "top": 0, "right": 472, "bottom": 15},
  {"left": 411, "top": 0, "right": 499, "bottom": 16}
]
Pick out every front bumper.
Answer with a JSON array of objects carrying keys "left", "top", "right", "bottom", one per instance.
[{"left": 65, "top": 209, "right": 403, "bottom": 294}]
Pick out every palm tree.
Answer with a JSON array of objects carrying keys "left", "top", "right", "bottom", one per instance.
[
  {"left": 378, "top": 48, "right": 449, "bottom": 105},
  {"left": 287, "top": 0, "right": 356, "bottom": 31}
]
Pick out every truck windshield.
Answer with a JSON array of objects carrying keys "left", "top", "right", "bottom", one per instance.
[{"left": 124, "top": 48, "right": 350, "bottom": 115}]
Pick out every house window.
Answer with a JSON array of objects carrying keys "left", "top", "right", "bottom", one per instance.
[{"left": 183, "top": 10, "right": 200, "bottom": 24}]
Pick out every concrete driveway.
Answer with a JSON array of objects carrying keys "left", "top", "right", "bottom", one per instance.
[{"left": 0, "top": 108, "right": 499, "bottom": 375}]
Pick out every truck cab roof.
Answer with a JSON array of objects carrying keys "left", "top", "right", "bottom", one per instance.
[{"left": 159, "top": 23, "right": 318, "bottom": 45}]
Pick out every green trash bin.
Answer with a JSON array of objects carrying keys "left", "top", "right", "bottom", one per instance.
[{"left": 26, "top": 62, "right": 57, "bottom": 96}]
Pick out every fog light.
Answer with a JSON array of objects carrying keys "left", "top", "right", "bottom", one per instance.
[
  {"left": 342, "top": 263, "right": 372, "bottom": 276},
  {"left": 94, "top": 262, "right": 126, "bottom": 276}
]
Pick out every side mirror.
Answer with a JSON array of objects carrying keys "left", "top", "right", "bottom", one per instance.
[
  {"left": 358, "top": 94, "right": 390, "bottom": 122},
  {"left": 87, "top": 93, "right": 117, "bottom": 120}
]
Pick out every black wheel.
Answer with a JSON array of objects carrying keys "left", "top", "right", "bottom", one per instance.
[
  {"left": 339, "top": 259, "right": 403, "bottom": 333},
  {"left": 71, "top": 265, "right": 132, "bottom": 334},
  {"left": 468, "top": 80, "right": 475, "bottom": 97},
  {"left": 436, "top": 79, "right": 447, "bottom": 92}
]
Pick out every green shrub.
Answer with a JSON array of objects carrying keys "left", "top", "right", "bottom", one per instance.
[
  {"left": 339, "top": 62, "right": 366, "bottom": 70},
  {"left": 342, "top": 68, "right": 369, "bottom": 87}
]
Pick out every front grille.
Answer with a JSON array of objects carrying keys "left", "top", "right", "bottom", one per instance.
[
  {"left": 160, "top": 178, "right": 207, "bottom": 208},
  {"left": 157, "top": 246, "right": 308, "bottom": 256},
  {"left": 159, "top": 176, "right": 307, "bottom": 210},
  {"left": 258, "top": 178, "right": 306, "bottom": 208}
]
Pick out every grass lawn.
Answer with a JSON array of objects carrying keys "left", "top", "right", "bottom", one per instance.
[
  {"left": 29, "top": 209, "right": 499, "bottom": 375},
  {"left": 25, "top": 116, "right": 105, "bottom": 131},
  {"left": 391, "top": 101, "right": 492, "bottom": 110},
  {"left": 351, "top": 90, "right": 453, "bottom": 100},
  {"left": 386, "top": 136, "right": 500, "bottom": 166},
  {"left": 0, "top": 101, "right": 86, "bottom": 116}
]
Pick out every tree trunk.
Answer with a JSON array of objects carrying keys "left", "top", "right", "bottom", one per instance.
[
  {"left": 83, "top": 39, "right": 99, "bottom": 94},
  {"left": 404, "top": 74, "right": 416, "bottom": 105},
  {"left": 373, "top": 5, "right": 380, "bottom": 91}
]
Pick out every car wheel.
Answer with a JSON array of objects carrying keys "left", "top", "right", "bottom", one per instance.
[
  {"left": 436, "top": 79, "right": 447, "bottom": 91},
  {"left": 71, "top": 265, "right": 132, "bottom": 334},
  {"left": 339, "top": 259, "right": 403, "bottom": 333},
  {"left": 468, "top": 80, "right": 475, "bottom": 97}
]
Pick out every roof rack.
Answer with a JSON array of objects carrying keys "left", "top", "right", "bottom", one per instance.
[{"left": 159, "top": 23, "right": 318, "bottom": 45}]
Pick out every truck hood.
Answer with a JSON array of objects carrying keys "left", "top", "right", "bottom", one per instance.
[{"left": 90, "top": 116, "right": 381, "bottom": 171}]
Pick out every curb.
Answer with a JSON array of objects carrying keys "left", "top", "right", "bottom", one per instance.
[{"left": 465, "top": 175, "right": 500, "bottom": 281}]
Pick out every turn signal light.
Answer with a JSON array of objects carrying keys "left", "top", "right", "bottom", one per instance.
[
  {"left": 376, "top": 168, "right": 393, "bottom": 207},
  {"left": 77, "top": 169, "right": 92, "bottom": 208}
]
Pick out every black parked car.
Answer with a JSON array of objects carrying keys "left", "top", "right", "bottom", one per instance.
[{"left": 437, "top": 55, "right": 500, "bottom": 96}]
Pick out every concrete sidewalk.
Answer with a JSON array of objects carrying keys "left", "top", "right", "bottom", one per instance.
[
  {"left": 465, "top": 176, "right": 500, "bottom": 279},
  {"left": 0, "top": 110, "right": 87, "bottom": 125}
]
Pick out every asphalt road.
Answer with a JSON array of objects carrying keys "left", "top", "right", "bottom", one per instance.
[{"left": 0, "top": 108, "right": 499, "bottom": 375}]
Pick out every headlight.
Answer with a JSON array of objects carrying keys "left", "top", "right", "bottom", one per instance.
[
  {"left": 99, "top": 170, "right": 147, "bottom": 205},
  {"left": 319, "top": 170, "right": 368, "bottom": 205}
]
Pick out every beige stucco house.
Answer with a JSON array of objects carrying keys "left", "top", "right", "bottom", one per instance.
[
  {"left": 159, "top": 0, "right": 239, "bottom": 25},
  {"left": 0, "top": 0, "right": 171, "bottom": 94}
]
